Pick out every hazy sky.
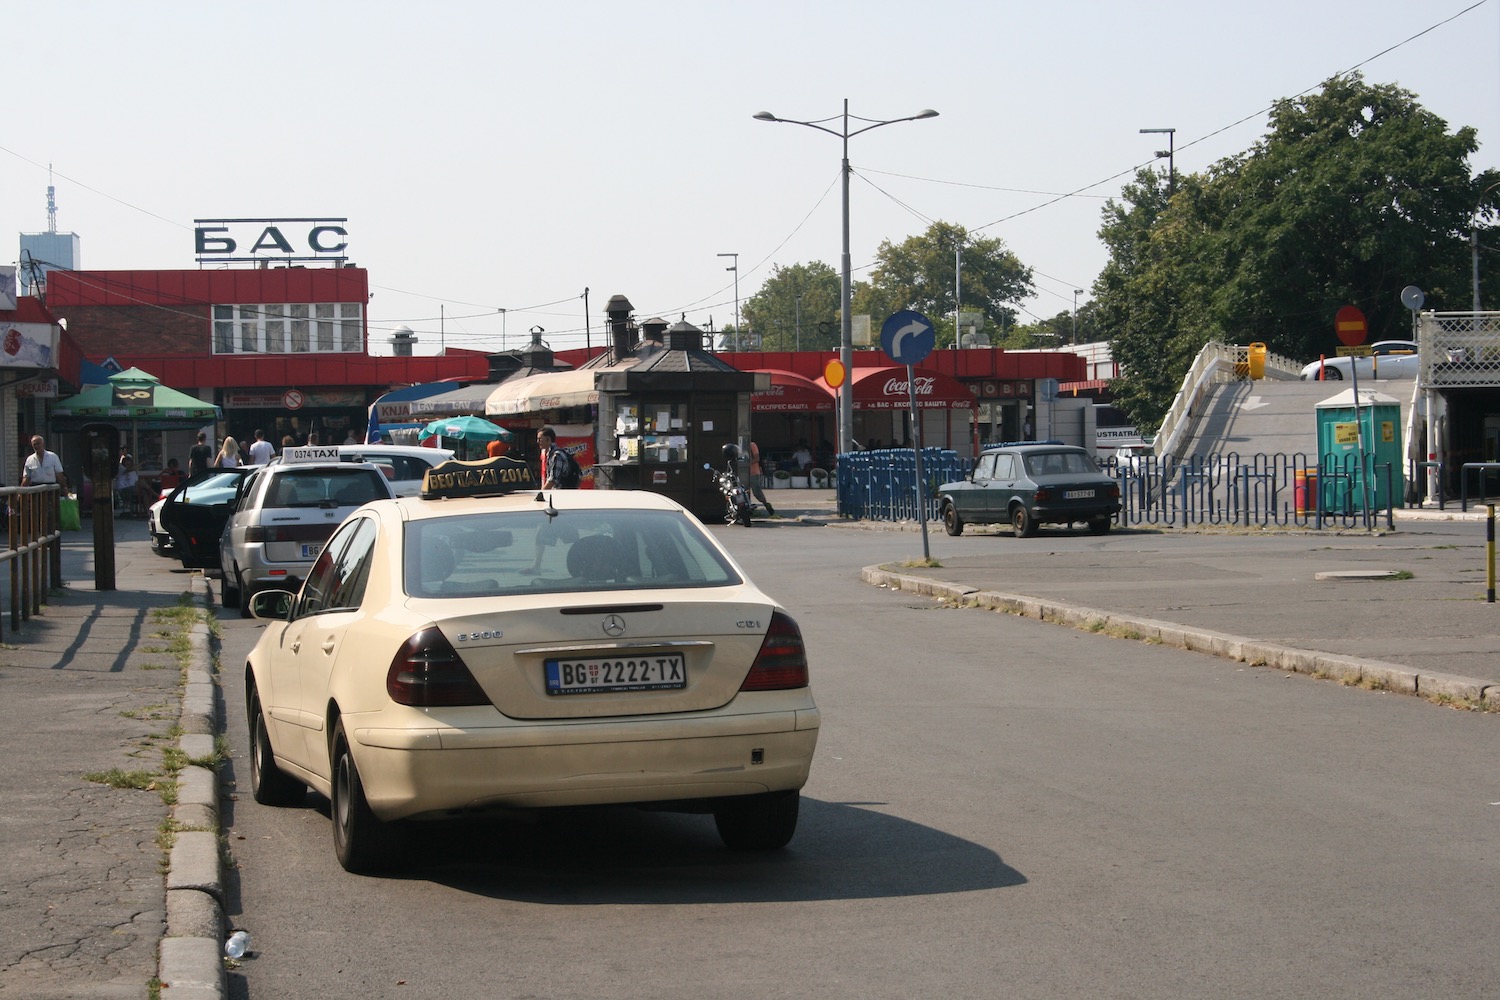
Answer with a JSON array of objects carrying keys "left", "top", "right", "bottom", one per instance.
[{"left": 4, "top": 1, "right": 1497, "bottom": 356}]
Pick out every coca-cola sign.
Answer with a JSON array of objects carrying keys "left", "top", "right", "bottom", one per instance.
[{"left": 881, "top": 375, "right": 936, "bottom": 397}]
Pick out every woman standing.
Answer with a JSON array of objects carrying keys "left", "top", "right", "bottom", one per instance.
[{"left": 215, "top": 436, "right": 242, "bottom": 468}]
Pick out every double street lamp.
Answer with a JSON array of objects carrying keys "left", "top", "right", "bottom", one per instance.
[
  {"left": 1139, "top": 127, "right": 1176, "bottom": 196},
  {"left": 718, "top": 252, "right": 740, "bottom": 350},
  {"left": 754, "top": 100, "right": 939, "bottom": 457}
]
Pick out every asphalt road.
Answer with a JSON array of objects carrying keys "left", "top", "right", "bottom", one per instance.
[{"left": 214, "top": 519, "right": 1499, "bottom": 1000}]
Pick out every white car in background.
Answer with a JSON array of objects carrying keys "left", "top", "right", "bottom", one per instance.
[
  {"left": 1300, "top": 340, "right": 1420, "bottom": 381},
  {"left": 279, "top": 444, "right": 455, "bottom": 496}
]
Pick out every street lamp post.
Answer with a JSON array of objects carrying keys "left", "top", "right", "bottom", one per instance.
[
  {"left": 1471, "top": 181, "right": 1500, "bottom": 311},
  {"left": 795, "top": 291, "right": 803, "bottom": 351},
  {"left": 1072, "top": 289, "right": 1083, "bottom": 345},
  {"left": 1139, "top": 127, "right": 1176, "bottom": 196},
  {"left": 718, "top": 252, "right": 740, "bottom": 350},
  {"left": 754, "top": 100, "right": 939, "bottom": 457}
]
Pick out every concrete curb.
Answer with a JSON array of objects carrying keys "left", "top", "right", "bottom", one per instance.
[
  {"left": 862, "top": 564, "right": 1500, "bottom": 710},
  {"left": 158, "top": 576, "right": 227, "bottom": 1000}
]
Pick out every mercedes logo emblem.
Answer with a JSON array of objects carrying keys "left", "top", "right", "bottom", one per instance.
[{"left": 602, "top": 614, "right": 626, "bottom": 637}]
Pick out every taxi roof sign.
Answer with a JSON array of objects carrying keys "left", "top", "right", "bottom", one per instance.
[
  {"left": 421, "top": 454, "right": 537, "bottom": 500},
  {"left": 282, "top": 446, "right": 343, "bottom": 463}
]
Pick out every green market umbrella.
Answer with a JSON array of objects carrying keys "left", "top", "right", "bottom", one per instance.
[
  {"left": 417, "top": 415, "right": 513, "bottom": 447},
  {"left": 51, "top": 367, "right": 222, "bottom": 427}
]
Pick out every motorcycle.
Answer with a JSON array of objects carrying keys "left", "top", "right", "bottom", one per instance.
[{"left": 705, "top": 444, "right": 755, "bottom": 526}]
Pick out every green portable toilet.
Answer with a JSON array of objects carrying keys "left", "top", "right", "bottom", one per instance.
[{"left": 1314, "top": 388, "right": 1404, "bottom": 513}]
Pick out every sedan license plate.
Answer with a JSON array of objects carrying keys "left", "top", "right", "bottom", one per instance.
[
  {"left": 1063, "top": 489, "right": 1095, "bottom": 499},
  {"left": 300, "top": 542, "right": 323, "bottom": 559},
  {"left": 545, "top": 653, "right": 687, "bottom": 695}
]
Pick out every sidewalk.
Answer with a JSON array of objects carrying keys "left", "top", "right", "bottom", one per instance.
[
  {"left": 797, "top": 496, "right": 1500, "bottom": 706},
  {"left": 0, "top": 518, "right": 222, "bottom": 1000}
]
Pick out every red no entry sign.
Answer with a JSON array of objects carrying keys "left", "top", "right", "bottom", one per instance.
[{"left": 1335, "top": 305, "right": 1367, "bottom": 346}]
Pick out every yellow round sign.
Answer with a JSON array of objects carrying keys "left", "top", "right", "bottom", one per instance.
[{"left": 823, "top": 359, "right": 846, "bottom": 389}]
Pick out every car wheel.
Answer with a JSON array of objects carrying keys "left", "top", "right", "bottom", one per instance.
[
  {"left": 1322, "top": 368, "right": 1344, "bottom": 380},
  {"left": 238, "top": 584, "right": 255, "bottom": 619},
  {"left": 248, "top": 689, "right": 305, "bottom": 806},
  {"left": 1087, "top": 515, "right": 1113, "bottom": 535},
  {"left": 1011, "top": 504, "right": 1038, "bottom": 538},
  {"left": 942, "top": 501, "right": 964, "bottom": 536},
  {"left": 713, "top": 790, "right": 799, "bottom": 851},
  {"left": 222, "top": 568, "right": 241, "bottom": 610},
  {"left": 330, "top": 718, "right": 402, "bottom": 873}
]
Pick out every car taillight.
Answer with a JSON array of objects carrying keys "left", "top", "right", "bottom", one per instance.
[
  {"left": 740, "top": 611, "right": 809, "bottom": 691},
  {"left": 386, "top": 627, "right": 491, "bottom": 706}
]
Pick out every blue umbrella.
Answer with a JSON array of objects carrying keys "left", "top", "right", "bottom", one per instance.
[{"left": 417, "top": 415, "right": 513, "bottom": 445}]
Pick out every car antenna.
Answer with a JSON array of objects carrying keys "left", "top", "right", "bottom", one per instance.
[{"left": 535, "top": 491, "right": 559, "bottom": 519}]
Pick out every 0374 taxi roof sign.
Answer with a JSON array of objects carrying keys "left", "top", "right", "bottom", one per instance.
[{"left": 421, "top": 454, "right": 537, "bottom": 499}]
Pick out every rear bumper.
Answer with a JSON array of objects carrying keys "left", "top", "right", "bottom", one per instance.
[
  {"left": 1032, "top": 502, "right": 1121, "bottom": 524},
  {"left": 350, "top": 708, "right": 821, "bottom": 820}
]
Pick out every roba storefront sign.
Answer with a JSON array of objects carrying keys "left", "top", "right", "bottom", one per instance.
[{"left": 194, "top": 217, "right": 349, "bottom": 264}]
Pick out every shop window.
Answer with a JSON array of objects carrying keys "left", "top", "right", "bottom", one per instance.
[
  {"left": 210, "top": 301, "right": 360, "bottom": 355},
  {"left": 614, "top": 399, "right": 687, "bottom": 465},
  {"left": 238, "top": 305, "right": 260, "bottom": 352},
  {"left": 264, "top": 304, "right": 286, "bottom": 352}
]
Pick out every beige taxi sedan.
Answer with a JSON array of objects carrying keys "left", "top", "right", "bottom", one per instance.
[{"left": 243, "top": 461, "right": 819, "bottom": 873}]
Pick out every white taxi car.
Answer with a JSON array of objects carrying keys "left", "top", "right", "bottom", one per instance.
[{"left": 243, "top": 455, "right": 820, "bottom": 873}]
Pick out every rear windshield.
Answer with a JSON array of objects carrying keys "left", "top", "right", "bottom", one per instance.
[
  {"left": 264, "top": 468, "right": 388, "bottom": 509},
  {"left": 403, "top": 507, "right": 742, "bottom": 598},
  {"left": 1022, "top": 451, "right": 1098, "bottom": 476}
]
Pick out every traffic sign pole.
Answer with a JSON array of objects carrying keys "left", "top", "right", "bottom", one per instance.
[
  {"left": 908, "top": 362, "right": 931, "bottom": 560},
  {"left": 881, "top": 311, "right": 937, "bottom": 560}
]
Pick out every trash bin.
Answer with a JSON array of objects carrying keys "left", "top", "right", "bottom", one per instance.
[
  {"left": 1295, "top": 468, "right": 1318, "bottom": 515},
  {"left": 1247, "top": 342, "right": 1267, "bottom": 380}
]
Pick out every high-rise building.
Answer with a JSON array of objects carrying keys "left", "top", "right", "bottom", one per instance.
[{"left": 18, "top": 172, "right": 79, "bottom": 294}]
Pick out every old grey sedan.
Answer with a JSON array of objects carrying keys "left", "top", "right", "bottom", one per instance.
[{"left": 938, "top": 443, "right": 1121, "bottom": 537}]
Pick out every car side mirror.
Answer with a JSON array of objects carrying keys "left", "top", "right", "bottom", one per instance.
[{"left": 249, "top": 590, "right": 295, "bottom": 621}]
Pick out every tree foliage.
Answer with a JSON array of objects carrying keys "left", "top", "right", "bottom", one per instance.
[
  {"left": 853, "top": 221, "right": 1033, "bottom": 347},
  {"left": 1098, "top": 72, "right": 1500, "bottom": 432},
  {"left": 741, "top": 261, "right": 841, "bottom": 352}
]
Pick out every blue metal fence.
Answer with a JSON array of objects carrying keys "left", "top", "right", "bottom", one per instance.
[
  {"left": 837, "top": 448, "right": 966, "bottom": 521},
  {"left": 835, "top": 449, "right": 1398, "bottom": 529}
]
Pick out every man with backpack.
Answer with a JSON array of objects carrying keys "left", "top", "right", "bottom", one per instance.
[
  {"left": 538, "top": 426, "right": 581, "bottom": 489},
  {"left": 522, "top": 427, "right": 580, "bottom": 575}
]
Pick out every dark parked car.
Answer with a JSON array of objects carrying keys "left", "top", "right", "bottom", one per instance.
[
  {"left": 157, "top": 467, "right": 253, "bottom": 567},
  {"left": 938, "top": 443, "right": 1121, "bottom": 537}
]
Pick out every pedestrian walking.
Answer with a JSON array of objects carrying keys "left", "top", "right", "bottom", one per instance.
[
  {"left": 247, "top": 428, "right": 274, "bottom": 466},
  {"left": 749, "top": 440, "right": 775, "bottom": 517},
  {"left": 21, "top": 435, "right": 67, "bottom": 491},
  {"left": 214, "top": 436, "right": 241, "bottom": 468},
  {"left": 188, "top": 431, "right": 213, "bottom": 478}
]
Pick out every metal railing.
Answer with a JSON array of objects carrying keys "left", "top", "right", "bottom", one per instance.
[
  {"left": 835, "top": 449, "right": 1402, "bottom": 529},
  {"left": 1151, "top": 341, "right": 1301, "bottom": 468},
  {"left": 837, "top": 449, "right": 967, "bottom": 521},
  {"left": 1, "top": 485, "right": 64, "bottom": 637},
  {"left": 1417, "top": 312, "right": 1500, "bottom": 388}
]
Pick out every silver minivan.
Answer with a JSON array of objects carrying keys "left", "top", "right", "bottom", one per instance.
[{"left": 219, "top": 458, "right": 394, "bottom": 615}]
